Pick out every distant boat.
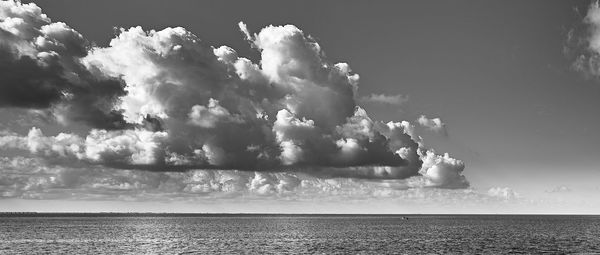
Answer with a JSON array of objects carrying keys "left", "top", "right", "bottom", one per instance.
[{"left": 401, "top": 216, "right": 409, "bottom": 220}]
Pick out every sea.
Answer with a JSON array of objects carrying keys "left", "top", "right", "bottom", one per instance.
[{"left": 0, "top": 214, "right": 599, "bottom": 254}]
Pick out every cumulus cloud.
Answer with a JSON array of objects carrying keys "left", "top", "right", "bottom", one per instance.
[
  {"left": 417, "top": 115, "right": 447, "bottom": 136},
  {"left": 0, "top": 127, "right": 168, "bottom": 166},
  {"left": 419, "top": 150, "right": 468, "bottom": 189},
  {"left": 359, "top": 93, "right": 409, "bottom": 105},
  {"left": 0, "top": 1, "right": 128, "bottom": 129},
  {"left": 0, "top": 0, "right": 469, "bottom": 200},
  {"left": 188, "top": 98, "right": 244, "bottom": 128}
]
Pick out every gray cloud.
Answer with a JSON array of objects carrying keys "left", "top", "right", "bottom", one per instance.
[
  {"left": 545, "top": 185, "right": 572, "bottom": 193},
  {"left": 359, "top": 93, "right": 409, "bottom": 106},
  {"left": 0, "top": 1, "right": 468, "bottom": 191},
  {"left": 0, "top": 1, "right": 129, "bottom": 129},
  {"left": 0, "top": 156, "right": 478, "bottom": 201},
  {"left": 569, "top": 1, "right": 600, "bottom": 78}
]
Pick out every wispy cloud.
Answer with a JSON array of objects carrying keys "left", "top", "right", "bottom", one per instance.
[
  {"left": 487, "top": 187, "right": 520, "bottom": 200},
  {"left": 569, "top": 1, "right": 600, "bottom": 79},
  {"left": 359, "top": 93, "right": 409, "bottom": 106},
  {"left": 545, "top": 185, "right": 572, "bottom": 193}
]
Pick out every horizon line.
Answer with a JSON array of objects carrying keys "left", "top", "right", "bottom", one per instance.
[{"left": 1, "top": 212, "right": 599, "bottom": 216}]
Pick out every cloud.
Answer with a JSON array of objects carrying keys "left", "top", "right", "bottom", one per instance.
[
  {"left": 569, "top": 1, "right": 600, "bottom": 78},
  {"left": 359, "top": 93, "right": 409, "bottom": 106},
  {"left": 188, "top": 98, "right": 244, "bottom": 128},
  {"left": 487, "top": 187, "right": 519, "bottom": 200},
  {"left": 0, "top": 1, "right": 469, "bottom": 198},
  {"left": 0, "top": 156, "right": 506, "bottom": 203},
  {"left": 0, "top": 156, "right": 390, "bottom": 200},
  {"left": 0, "top": 1, "right": 128, "bottom": 129},
  {"left": 417, "top": 115, "right": 447, "bottom": 135},
  {"left": 0, "top": 127, "right": 168, "bottom": 166},
  {"left": 545, "top": 185, "right": 572, "bottom": 193},
  {"left": 419, "top": 150, "right": 468, "bottom": 189}
]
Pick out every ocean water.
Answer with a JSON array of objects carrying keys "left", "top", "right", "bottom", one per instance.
[{"left": 0, "top": 215, "right": 599, "bottom": 254}]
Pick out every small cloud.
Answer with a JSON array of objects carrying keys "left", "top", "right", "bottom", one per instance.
[
  {"left": 487, "top": 187, "right": 519, "bottom": 200},
  {"left": 359, "top": 93, "right": 409, "bottom": 106},
  {"left": 238, "top": 21, "right": 253, "bottom": 41},
  {"left": 545, "top": 185, "right": 572, "bottom": 193},
  {"left": 417, "top": 115, "right": 447, "bottom": 136}
]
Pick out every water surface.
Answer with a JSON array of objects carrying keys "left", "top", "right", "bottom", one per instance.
[{"left": 1, "top": 215, "right": 599, "bottom": 254}]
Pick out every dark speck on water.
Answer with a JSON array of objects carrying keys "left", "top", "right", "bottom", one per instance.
[{"left": 1, "top": 214, "right": 599, "bottom": 254}]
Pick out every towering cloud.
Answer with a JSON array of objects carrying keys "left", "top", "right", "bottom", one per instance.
[{"left": 0, "top": 0, "right": 469, "bottom": 198}]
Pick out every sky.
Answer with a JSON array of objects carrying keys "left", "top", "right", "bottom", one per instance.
[{"left": 0, "top": 0, "right": 599, "bottom": 213}]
